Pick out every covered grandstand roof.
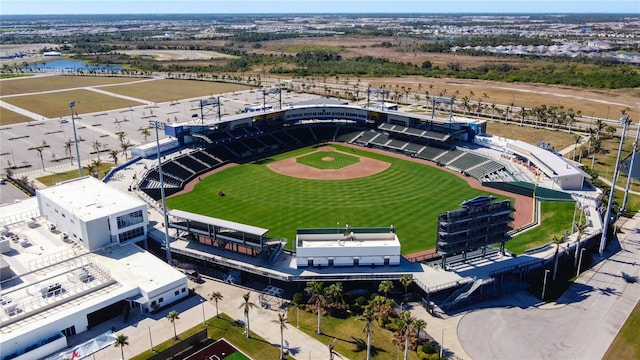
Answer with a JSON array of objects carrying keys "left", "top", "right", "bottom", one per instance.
[
  {"left": 507, "top": 140, "right": 591, "bottom": 179},
  {"left": 292, "top": 97, "right": 349, "bottom": 106},
  {"left": 168, "top": 209, "right": 269, "bottom": 236}
]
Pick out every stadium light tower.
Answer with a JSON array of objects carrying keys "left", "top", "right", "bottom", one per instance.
[
  {"left": 69, "top": 101, "right": 82, "bottom": 177},
  {"left": 149, "top": 120, "right": 172, "bottom": 265},
  {"left": 599, "top": 115, "right": 630, "bottom": 256},
  {"left": 621, "top": 120, "right": 639, "bottom": 213}
]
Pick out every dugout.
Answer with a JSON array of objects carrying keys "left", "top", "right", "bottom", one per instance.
[{"left": 168, "top": 209, "right": 269, "bottom": 256}]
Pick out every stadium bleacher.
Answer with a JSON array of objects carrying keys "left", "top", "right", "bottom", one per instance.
[
  {"left": 435, "top": 148, "right": 463, "bottom": 164},
  {"left": 310, "top": 125, "right": 338, "bottom": 142},
  {"left": 174, "top": 155, "right": 208, "bottom": 173},
  {"left": 447, "top": 152, "right": 489, "bottom": 172},
  {"left": 355, "top": 130, "right": 379, "bottom": 145},
  {"left": 404, "top": 142, "right": 424, "bottom": 154},
  {"left": 285, "top": 126, "right": 316, "bottom": 144},
  {"left": 191, "top": 150, "right": 223, "bottom": 167},
  {"left": 416, "top": 145, "right": 448, "bottom": 161}
]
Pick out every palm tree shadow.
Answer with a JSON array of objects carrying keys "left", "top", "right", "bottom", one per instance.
[{"left": 350, "top": 336, "right": 386, "bottom": 357}]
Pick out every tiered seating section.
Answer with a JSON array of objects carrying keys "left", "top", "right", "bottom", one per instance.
[{"left": 140, "top": 122, "right": 511, "bottom": 200}]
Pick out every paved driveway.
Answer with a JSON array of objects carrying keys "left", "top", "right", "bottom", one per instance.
[{"left": 458, "top": 214, "right": 640, "bottom": 360}]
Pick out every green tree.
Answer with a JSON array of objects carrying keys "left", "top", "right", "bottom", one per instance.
[
  {"left": 239, "top": 292, "right": 257, "bottom": 338},
  {"left": 109, "top": 150, "right": 120, "bottom": 166},
  {"left": 113, "top": 333, "right": 129, "bottom": 360},
  {"left": 120, "top": 141, "right": 132, "bottom": 160},
  {"left": 208, "top": 291, "right": 223, "bottom": 318},
  {"left": 305, "top": 281, "right": 327, "bottom": 334},
  {"left": 359, "top": 308, "right": 375, "bottom": 360},
  {"left": 325, "top": 282, "right": 344, "bottom": 309},
  {"left": 378, "top": 280, "right": 394, "bottom": 298},
  {"left": 399, "top": 275, "right": 413, "bottom": 294},
  {"left": 414, "top": 318, "right": 427, "bottom": 344},
  {"left": 167, "top": 310, "right": 180, "bottom": 340},
  {"left": 272, "top": 312, "right": 289, "bottom": 360},
  {"left": 92, "top": 140, "right": 102, "bottom": 161},
  {"left": 64, "top": 139, "right": 73, "bottom": 165},
  {"left": 140, "top": 127, "right": 151, "bottom": 142},
  {"left": 398, "top": 310, "right": 415, "bottom": 360}
]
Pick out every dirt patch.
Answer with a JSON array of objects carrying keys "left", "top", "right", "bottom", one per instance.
[
  {"left": 267, "top": 146, "right": 390, "bottom": 180},
  {"left": 321, "top": 156, "right": 334, "bottom": 162}
]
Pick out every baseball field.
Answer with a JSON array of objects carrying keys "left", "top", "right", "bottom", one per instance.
[{"left": 167, "top": 144, "right": 510, "bottom": 254}]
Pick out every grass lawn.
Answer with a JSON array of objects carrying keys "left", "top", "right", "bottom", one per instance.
[
  {"left": 506, "top": 201, "right": 580, "bottom": 254},
  {"left": 0, "top": 75, "right": 137, "bottom": 96},
  {"left": 2, "top": 89, "right": 142, "bottom": 119},
  {"left": 296, "top": 150, "right": 360, "bottom": 170},
  {"left": 131, "top": 313, "right": 282, "bottom": 360},
  {"left": 603, "top": 300, "right": 640, "bottom": 360},
  {"left": 288, "top": 306, "right": 422, "bottom": 360},
  {"left": 485, "top": 121, "right": 576, "bottom": 152},
  {"left": 104, "top": 79, "right": 252, "bottom": 104},
  {"left": 0, "top": 107, "right": 33, "bottom": 126},
  {"left": 167, "top": 144, "right": 504, "bottom": 254},
  {"left": 36, "top": 162, "right": 114, "bottom": 186}
]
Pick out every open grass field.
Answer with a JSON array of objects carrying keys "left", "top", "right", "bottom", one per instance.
[
  {"left": 36, "top": 162, "right": 114, "bottom": 186},
  {"left": 485, "top": 121, "right": 576, "bottom": 151},
  {"left": 167, "top": 144, "right": 506, "bottom": 254},
  {"left": 288, "top": 305, "right": 422, "bottom": 360},
  {"left": 104, "top": 79, "right": 252, "bottom": 104},
  {"left": 131, "top": 313, "right": 281, "bottom": 360},
  {"left": 505, "top": 201, "right": 580, "bottom": 254},
  {"left": 2, "top": 89, "right": 142, "bottom": 118},
  {"left": 0, "top": 107, "right": 33, "bottom": 126},
  {"left": 0, "top": 75, "right": 138, "bottom": 96}
]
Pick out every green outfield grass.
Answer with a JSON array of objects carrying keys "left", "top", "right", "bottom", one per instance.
[
  {"left": 2, "top": 89, "right": 142, "bottom": 119},
  {"left": 104, "top": 79, "right": 252, "bottom": 103},
  {"left": 167, "top": 144, "right": 507, "bottom": 254},
  {"left": 296, "top": 150, "right": 360, "bottom": 170}
]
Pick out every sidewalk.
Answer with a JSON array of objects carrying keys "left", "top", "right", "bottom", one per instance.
[{"left": 71, "top": 277, "right": 344, "bottom": 360}]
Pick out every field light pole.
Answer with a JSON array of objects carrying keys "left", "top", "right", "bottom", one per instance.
[
  {"left": 69, "top": 101, "right": 82, "bottom": 177},
  {"left": 599, "top": 115, "right": 630, "bottom": 256},
  {"left": 150, "top": 120, "right": 172, "bottom": 265},
  {"left": 148, "top": 326, "right": 154, "bottom": 353},
  {"left": 541, "top": 269, "right": 550, "bottom": 301},
  {"left": 621, "top": 122, "right": 639, "bottom": 213}
]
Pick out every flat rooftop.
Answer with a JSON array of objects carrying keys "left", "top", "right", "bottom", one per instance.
[
  {"left": 0, "top": 214, "right": 183, "bottom": 338},
  {"left": 37, "top": 176, "right": 146, "bottom": 221}
]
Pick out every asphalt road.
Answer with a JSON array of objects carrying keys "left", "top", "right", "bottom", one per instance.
[{"left": 458, "top": 214, "right": 640, "bottom": 360}]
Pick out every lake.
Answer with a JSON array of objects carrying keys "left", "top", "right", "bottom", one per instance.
[{"left": 23, "top": 59, "right": 122, "bottom": 72}]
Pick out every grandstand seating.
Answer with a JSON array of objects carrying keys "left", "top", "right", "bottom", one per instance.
[
  {"left": 270, "top": 131, "right": 298, "bottom": 146},
  {"left": 416, "top": 145, "right": 448, "bottom": 161},
  {"left": 447, "top": 152, "right": 489, "bottom": 172},
  {"left": 386, "top": 139, "right": 409, "bottom": 150},
  {"left": 335, "top": 127, "right": 364, "bottom": 143},
  {"left": 256, "top": 134, "right": 281, "bottom": 147},
  {"left": 174, "top": 154, "right": 209, "bottom": 173},
  {"left": 224, "top": 141, "right": 252, "bottom": 157},
  {"left": 310, "top": 125, "right": 338, "bottom": 142},
  {"left": 404, "top": 142, "right": 424, "bottom": 154},
  {"left": 160, "top": 161, "right": 195, "bottom": 181},
  {"left": 435, "top": 148, "right": 463, "bottom": 164},
  {"left": 355, "top": 130, "right": 379, "bottom": 145},
  {"left": 285, "top": 127, "right": 316, "bottom": 144},
  {"left": 191, "top": 150, "right": 223, "bottom": 167},
  {"left": 370, "top": 133, "right": 390, "bottom": 147}
]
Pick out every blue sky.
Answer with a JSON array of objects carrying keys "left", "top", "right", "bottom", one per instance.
[{"left": 1, "top": 0, "right": 638, "bottom": 15}]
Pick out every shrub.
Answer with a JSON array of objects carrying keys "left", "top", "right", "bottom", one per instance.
[{"left": 292, "top": 292, "right": 305, "bottom": 305}]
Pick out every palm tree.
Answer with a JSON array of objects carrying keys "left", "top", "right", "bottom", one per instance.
[
  {"left": 325, "top": 282, "right": 344, "bottom": 309},
  {"left": 399, "top": 275, "right": 413, "bottom": 294},
  {"left": 120, "top": 141, "right": 132, "bottom": 160},
  {"left": 64, "top": 139, "right": 73, "bottom": 165},
  {"left": 305, "top": 281, "right": 327, "bottom": 334},
  {"left": 109, "top": 150, "right": 120, "bottom": 166},
  {"left": 359, "top": 308, "right": 375, "bottom": 360},
  {"left": 239, "top": 292, "right": 257, "bottom": 338},
  {"left": 92, "top": 140, "right": 102, "bottom": 161},
  {"left": 167, "top": 310, "right": 180, "bottom": 340},
  {"left": 370, "top": 295, "right": 393, "bottom": 319},
  {"left": 398, "top": 311, "right": 415, "bottom": 360},
  {"left": 34, "top": 144, "right": 46, "bottom": 171},
  {"left": 91, "top": 159, "right": 103, "bottom": 179},
  {"left": 114, "top": 333, "right": 129, "bottom": 360},
  {"left": 574, "top": 222, "right": 588, "bottom": 267},
  {"left": 272, "top": 312, "right": 289, "bottom": 360},
  {"left": 551, "top": 235, "right": 567, "bottom": 281},
  {"left": 140, "top": 127, "right": 151, "bottom": 142},
  {"left": 85, "top": 163, "right": 96, "bottom": 178},
  {"left": 116, "top": 131, "right": 126, "bottom": 145},
  {"left": 414, "top": 318, "right": 427, "bottom": 343},
  {"left": 327, "top": 338, "right": 338, "bottom": 360},
  {"left": 208, "top": 291, "right": 223, "bottom": 318},
  {"left": 573, "top": 134, "right": 582, "bottom": 160},
  {"left": 378, "top": 280, "right": 394, "bottom": 299}
]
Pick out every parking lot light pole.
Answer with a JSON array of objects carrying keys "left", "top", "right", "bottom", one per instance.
[
  {"left": 150, "top": 120, "right": 172, "bottom": 265},
  {"left": 69, "top": 101, "right": 82, "bottom": 177},
  {"left": 201, "top": 299, "right": 206, "bottom": 326},
  {"left": 541, "top": 269, "right": 551, "bottom": 301}
]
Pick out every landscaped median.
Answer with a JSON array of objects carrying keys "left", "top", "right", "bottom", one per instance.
[{"left": 130, "top": 313, "right": 282, "bottom": 360}]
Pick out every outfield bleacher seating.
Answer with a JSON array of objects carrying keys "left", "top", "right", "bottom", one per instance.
[
  {"left": 448, "top": 152, "right": 489, "bottom": 172},
  {"left": 416, "top": 145, "right": 448, "bottom": 161}
]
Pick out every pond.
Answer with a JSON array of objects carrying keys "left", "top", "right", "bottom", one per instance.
[{"left": 22, "top": 59, "right": 122, "bottom": 72}]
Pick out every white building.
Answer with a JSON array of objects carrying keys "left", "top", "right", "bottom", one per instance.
[
  {"left": 1, "top": 178, "right": 188, "bottom": 360},
  {"left": 295, "top": 227, "right": 401, "bottom": 268},
  {"left": 36, "top": 176, "right": 149, "bottom": 251}
]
